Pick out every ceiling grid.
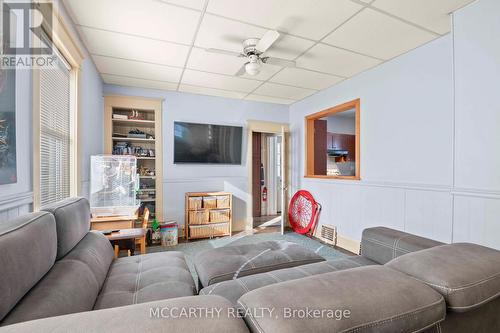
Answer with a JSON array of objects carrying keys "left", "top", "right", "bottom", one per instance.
[{"left": 63, "top": 0, "right": 475, "bottom": 104}]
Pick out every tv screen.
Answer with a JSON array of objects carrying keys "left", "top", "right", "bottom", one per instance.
[{"left": 174, "top": 122, "right": 243, "bottom": 164}]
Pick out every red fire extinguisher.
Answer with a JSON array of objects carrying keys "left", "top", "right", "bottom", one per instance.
[{"left": 262, "top": 187, "right": 267, "bottom": 202}]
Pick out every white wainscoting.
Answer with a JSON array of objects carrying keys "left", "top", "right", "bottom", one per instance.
[
  {"left": 0, "top": 192, "right": 33, "bottom": 221},
  {"left": 452, "top": 191, "right": 500, "bottom": 249},
  {"left": 298, "top": 179, "right": 500, "bottom": 249}
]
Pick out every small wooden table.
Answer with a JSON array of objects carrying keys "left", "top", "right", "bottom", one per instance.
[
  {"left": 103, "top": 229, "right": 146, "bottom": 259},
  {"left": 91, "top": 215, "right": 136, "bottom": 231}
]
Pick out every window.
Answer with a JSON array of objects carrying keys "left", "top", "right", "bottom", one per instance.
[
  {"left": 305, "top": 99, "right": 360, "bottom": 180},
  {"left": 32, "top": 5, "right": 83, "bottom": 209},
  {"left": 38, "top": 50, "right": 73, "bottom": 207}
]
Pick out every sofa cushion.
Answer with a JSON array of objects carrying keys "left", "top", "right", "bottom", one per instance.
[
  {"left": 0, "top": 296, "right": 249, "bottom": 332},
  {"left": 200, "top": 256, "right": 376, "bottom": 307},
  {"left": 361, "top": 226, "right": 444, "bottom": 264},
  {"left": 0, "top": 212, "right": 57, "bottom": 322},
  {"left": 62, "top": 231, "right": 114, "bottom": 285},
  {"left": 94, "top": 252, "right": 196, "bottom": 310},
  {"left": 194, "top": 240, "right": 325, "bottom": 288},
  {"left": 1, "top": 231, "right": 114, "bottom": 325},
  {"left": 238, "top": 266, "right": 445, "bottom": 333},
  {"left": 42, "top": 197, "right": 91, "bottom": 259},
  {"left": 387, "top": 243, "right": 500, "bottom": 312}
]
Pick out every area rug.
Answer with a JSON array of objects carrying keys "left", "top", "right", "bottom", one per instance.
[{"left": 148, "top": 231, "right": 348, "bottom": 283}]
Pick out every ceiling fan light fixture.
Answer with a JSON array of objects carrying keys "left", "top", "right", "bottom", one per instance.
[
  {"left": 245, "top": 61, "right": 260, "bottom": 75},
  {"left": 245, "top": 54, "right": 261, "bottom": 75}
]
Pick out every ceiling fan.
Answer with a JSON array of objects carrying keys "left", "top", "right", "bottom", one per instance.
[{"left": 205, "top": 30, "right": 296, "bottom": 76}]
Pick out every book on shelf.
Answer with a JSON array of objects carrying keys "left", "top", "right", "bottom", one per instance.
[{"left": 112, "top": 114, "right": 128, "bottom": 120}]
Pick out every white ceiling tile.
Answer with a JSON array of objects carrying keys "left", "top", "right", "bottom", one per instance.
[
  {"left": 195, "top": 14, "right": 314, "bottom": 60},
  {"left": 158, "top": 0, "right": 206, "bottom": 10},
  {"left": 253, "top": 82, "right": 316, "bottom": 100},
  {"left": 207, "top": 0, "right": 362, "bottom": 40},
  {"left": 187, "top": 47, "right": 282, "bottom": 80},
  {"left": 270, "top": 68, "right": 344, "bottom": 90},
  {"left": 179, "top": 84, "right": 247, "bottom": 99},
  {"left": 296, "top": 43, "right": 381, "bottom": 77},
  {"left": 63, "top": 0, "right": 200, "bottom": 44},
  {"left": 181, "top": 69, "right": 261, "bottom": 93},
  {"left": 79, "top": 26, "right": 189, "bottom": 67},
  {"left": 93, "top": 55, "right": 182, "bottom": 82},
  {"left": 372, "top": 0, "right": 475, "bottom": 34},
  {"left": 323, "top": 8, "right": 436, "bottom": 60},
  {"left": 102, "top": 74, "right": 178, "bottom": 91},
  {"left": 245, "top": 94, "right": 296, "bottom": 105}
]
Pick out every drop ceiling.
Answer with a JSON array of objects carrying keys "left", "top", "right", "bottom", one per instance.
[{"left": 63, "top": 0, "right": 475, "bottom": 105}]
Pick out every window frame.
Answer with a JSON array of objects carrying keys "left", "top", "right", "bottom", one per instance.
[
  {"left": 32, "top": 3, "right": 83, "bottom": 210},
  {"left": 304, "top": 99, "right": 360, "bottom": 180}
]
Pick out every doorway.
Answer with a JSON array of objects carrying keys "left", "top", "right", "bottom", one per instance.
[
  {"left": 246, "top": 120, "right": 289, "bottom": 235},
  {"left": 252, "top": 132, "right": 282, "bottom": 231}
]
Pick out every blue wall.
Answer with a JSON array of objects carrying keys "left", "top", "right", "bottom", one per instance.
[
  {"left": 79, "top": 57, "right": 104, "bottom": 197},
  {"left": 0, "top": 0, "right": 103, "bottom": 218}
]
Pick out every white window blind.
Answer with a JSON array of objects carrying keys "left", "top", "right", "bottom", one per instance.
[{"left": 39, "top": 51, "right": 72, "bottom": 207}]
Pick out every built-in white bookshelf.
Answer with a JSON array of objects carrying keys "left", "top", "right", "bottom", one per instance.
[{"left": 104, "top": 95, "right": 163, "bottom": 223}]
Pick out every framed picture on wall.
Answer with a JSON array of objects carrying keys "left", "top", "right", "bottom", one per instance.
[
  {"left": 0, "top": 3, "right": 17, "bottom": 185},
  {"left": 0, "top": 65, "right": 16, "bottom": 185}
]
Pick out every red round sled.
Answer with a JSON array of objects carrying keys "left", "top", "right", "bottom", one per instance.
[{"left": 288, "top": 190, "right": 321, "bottom": 237}]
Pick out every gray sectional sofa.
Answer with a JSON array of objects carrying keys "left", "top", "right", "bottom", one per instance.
[
  {"left": 199, "top": 227, "right": 444, "bottom": 306},
  {"left": 0, "top": 197, "right": 196, "bottom": 326},
  {"left": 2, "top": 197, "right": 500, "bottom": 333}
]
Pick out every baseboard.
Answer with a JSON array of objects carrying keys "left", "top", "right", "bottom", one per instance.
[{"left": 336, "top": 234, "right": 361, "bottom": 255}]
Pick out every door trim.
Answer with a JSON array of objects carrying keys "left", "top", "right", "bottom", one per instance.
[{"left": 246, "top": 121, "right": 290, "bottom": 232}]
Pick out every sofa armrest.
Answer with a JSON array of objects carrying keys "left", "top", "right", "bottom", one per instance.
[
  {"left": 0, "top": 296, "right": 249, "bottom": 333},
  {"left": 361, "top": 227, "right": 444, "bottom": 264},
  {"left": 387, "top": 243, "right": 500, "bottom": 312}
]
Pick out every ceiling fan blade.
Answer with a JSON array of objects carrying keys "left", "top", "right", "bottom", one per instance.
[
  {"left": 205, "top": 48, "right": 243, "bottom": 57},
  {"left": 262, "top": 57, "right": 296, "bottom": 68},
  {"left": 256, "top": 30, "right": 280, "bottom": 53},
  {"left": 235, "top": 63, "right": 247, "bottom": 76}
]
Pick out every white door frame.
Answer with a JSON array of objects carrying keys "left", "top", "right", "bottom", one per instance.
[{"left": 246, "top": 120, "right": 290, "bottom": 234}]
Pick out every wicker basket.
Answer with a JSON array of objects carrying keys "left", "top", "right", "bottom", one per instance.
[
  {"left": 203, "top": 196, "right": 217, "bottom": 209},
  {"left": 188, "top": 197, "right": 202, "bottom": 210},
  {"left": 216, "top": 195, "right": 230, "bottom": 208},
  {"left": 189, "top": 210, "right": 209, "bottom": 224},
  {"left": 209, "top": 209, "right": 230, "bottom": 223},
  {"left": 189, "top": 223, "right": 229, "bottom": 239}
]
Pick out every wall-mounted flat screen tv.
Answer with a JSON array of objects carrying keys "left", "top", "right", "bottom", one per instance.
[{"left": 174, "top": 122, "right": 243, "bottom": 164}]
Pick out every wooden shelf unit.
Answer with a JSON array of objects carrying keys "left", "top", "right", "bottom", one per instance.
[
  {"left": 185, "top": 192, "right": 232, "bottom": 240},
  {"left": 104, "top": 95, "right": 163, "bottom": 222},
  {"left": 112, "top": 137, "right": 156, "bottom": 143}
]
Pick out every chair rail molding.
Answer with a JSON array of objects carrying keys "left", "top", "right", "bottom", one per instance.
[
  {"left": 0, "top": 191, "right": 34, "bottom": 211},
  {"left": 163, "top": 176, "right": 247, "bottom": 184}
]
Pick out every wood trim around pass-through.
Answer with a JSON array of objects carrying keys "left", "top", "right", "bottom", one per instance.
[{"left": 304, "top": 99, "right": 360, "bottom": 180}]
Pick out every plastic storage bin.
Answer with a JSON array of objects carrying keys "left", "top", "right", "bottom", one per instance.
[{"left": 160, "top": 222, "right": 178, "bottom": 247}]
